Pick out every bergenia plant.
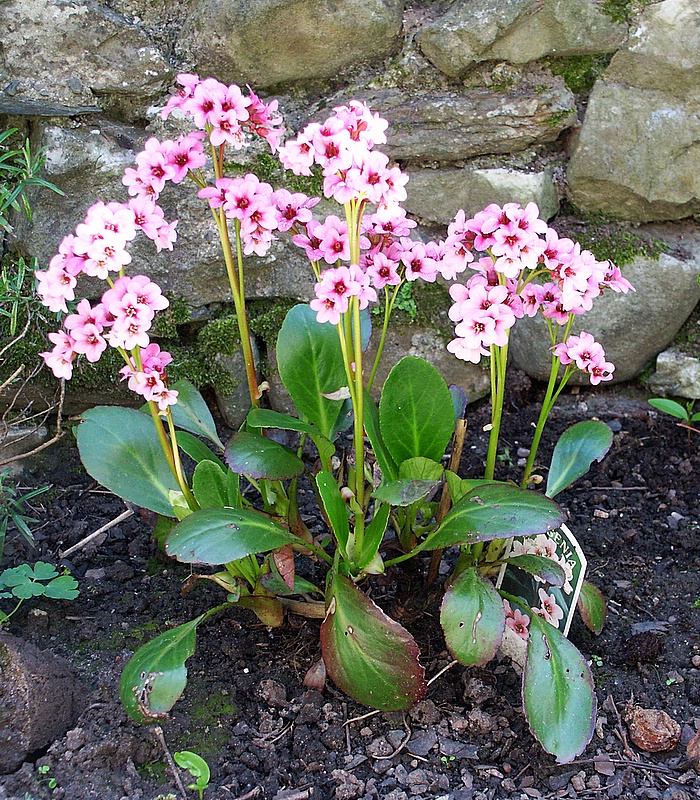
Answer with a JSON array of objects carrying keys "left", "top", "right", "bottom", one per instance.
[{"left": 35, "top": 73, "right": 633, "bottom": 764}]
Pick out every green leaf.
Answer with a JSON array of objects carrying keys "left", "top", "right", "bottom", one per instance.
[
  {"left": 43, "top": 575, "right": 79, "bottom": 600},
  {"left": 363, "top": 390, "right": 397, "bottom": 482},
  {"left": 648, "top": 398, "right": 689, "bottom": 420},
  {"left": 225, "top": 430, "right": 304, "bottom": 480},
  {"left": 523, "top": 610, "right": 597, "bottom": 763},
  {"left": 577, "top": 579, "right": 606, "bottom": 635},
  {"left": 441, "top": 568, "right": 505, "bottom": 666},
  {"left": 316, "top": 471, "right": 350, "bottom": 557},
  {"left": 192, "top": 460, "right": 240, "bottom": 509},
  {"left": 444, "top": 474, "right": 501, "bottom": 504},
  {"left": 168, "top": 379, "right": 224, "bottom": 449},
  {"left": 546, "top": 421, "right": 613, "bottom": 498},
  {"left": 173, "top": 751, "right": 210, "bottom": 787},
  {"left": 398, "top": 457, "right": 444, "bottom": 481},
  {"left": 246, "top": 407, "right": 318, "bottom": 435},
  {"left": 175, "top": 431, "right": 227, "bottom": 472},
  {"left": 246, "top": 407, "right": 336, "bottom": 469},
  {"left": 77, "top": 407, "right": 180, "bottom": 517},
  {"left": 276, "top": 304, "right": 348, "bottom": 439},
  {"left": 356, "top": 503, "right": 390, "bottom": 570},
  {"left": 31, "top": 562, "right": 59, "bottom": 581},
  {"left": 372, "top": 479, "right": 438, "bottom": 507},
  {"left": 120, "top": 617, "right": 203, "bottom": 723},
  {"left": 690, "top": 411, "right": 700, "bottom": 422},
  {"left": 12, "top": 581, "right": 45, "bottom": 599},
  {"left": 379, "top": 357, "right": 454, "bottom": 465},
  {"left": 421, "top": 483, "right": 565, "bottom": 551},
  {"left": 320, "top": 574, "right": 426, "bottom": 711},
  {"left": 165, "top": 507, "right": 295, "bottom": 565},
  {"left": 502, "top": 554, "right": 566, "bottom": 587}
]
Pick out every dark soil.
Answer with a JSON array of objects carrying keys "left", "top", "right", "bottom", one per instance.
[{"left": 1, "top": 379, "right": 699, "bottom": 800}]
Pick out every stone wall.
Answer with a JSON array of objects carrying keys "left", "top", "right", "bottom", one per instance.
[{"left": 2, "top": 0, "right": 700, "bottom": 418}]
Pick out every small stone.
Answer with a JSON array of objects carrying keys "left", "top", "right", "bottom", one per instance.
[
  {"left": 587, "top": 774, "right": 601, "bottom": 789},
  {"left": 395, "top": 763, "right": 409, "bottom": 785},
  {"left": 84, "top": 568, "right": 105, "bottom": 581},
  {"left": 367, "top": 736, "right": 393, "bottom": 758},
  {"left": 387, "top": 729, "right": 404, "bottom": 748},
  {"left": 407, "top": 729, "right": 437, "bottom": 756},
  {"left": 686, "top": 728, "right": 700, "bottom": 773},
  {"left": 691, "top": 655, "right": 700, "bottom": 668},
  {"left": 571, "top": 771, "right": 586, "bottom": 792},
  {"left": 25, "top": 608, "right": 49, "bottom": 634},
  {"left": 624, "top": 706, "right": 682, "bottom": 752},
  {"left": 408, "top": 699, "right": 440, "bottom": 726},
  {"left": 259, "top": 679, "right": 287, "bottom": 708},
  {"left": 332, "top": 769, "right": 365, "bottom": 800}
]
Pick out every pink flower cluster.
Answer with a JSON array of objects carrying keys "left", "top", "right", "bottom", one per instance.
[
  {"left": 37, "top": 198, "right": 178, "bottom": 411},
  {"left": 198, "top": 174, "right": 320, "bottom": 257},
  {"left": 279, "top": 102, "right": 484, "bottom": 325},
  {"left": 552, "top": 331, "right": 615, "bottom": 385},
  {"left": 160, "top": 74, "right": 285, "bottom": 153},
  {"left": 445, "top": 202, "right": 634, "bottom": 382}
]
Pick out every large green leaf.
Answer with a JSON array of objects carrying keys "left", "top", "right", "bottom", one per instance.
[
  {"left": 546, "top": 421, "right": 613, "bottom": 498},
  {"left": 379, "top": 357, "right": 454, "bottom": 465},
  {"left": 363, "top": 390, "right": 397, "bottom": 482},
  {"left": 276, "top": 304, "right": 347, "bottom": 439},
  {"left": 119, "top": 616, "right": 203, "bottom": 723},
  {"left": 398, "top": 457, "right": 444, "bottom": 481},
  {"left": 523, "top": 610, "right": 597, "bottom": 763},
  {"left": 192, "top": 460, "right": 240, "bottom": 509},
  {"left": 175, "top": 431, "right": 227, "bottom": 472},
  {"left": 421, "top": 483, "right": 564, "bottom": 551},
  {"left": 577, "top": 579, "right": 606, "bottom": 635},
  {"left": 316, "top": 471, "right": 350, "bottom": 557},
  {"left": 503, "top": 554, "right": 566, "bottom": 587},
  {"left": 321, "top": 574, "right": 426, "bottom": 711},
  {"left": 169, "top": 379, "right": 224, "bottom": 450},
  {"left": 77, "top": 406, "right": 179, "bottom": 517},
  {"left": 372, "top": 478, "right": 438, "bottom": 507},
  {"left": 225, "top": 430, "right": 304, "bottom": 480},
  {"left": 246, "top": 407, "right": 335, "bottom": 469},
  {"left": 441, "top": 568, "right": 505, "bottom": 666},
  {"left": 165, "top": 507, "right": 295, "bottom": 565}
]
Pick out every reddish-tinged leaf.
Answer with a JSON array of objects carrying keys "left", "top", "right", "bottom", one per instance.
[
  {"left": 238, "top": 596, "right": 284, "bottom": 627},
  {"left": 321, "top": 574, "right": 426, "bottom": 711},
  {"left": 303, "top": 658, "right": 327, "bottom": 691},
  {"left": 577, "top": 579, "right": 607, "bottom": 635},
  {"left": 274, "top": 546, "right": 295, "bottom": 591}
]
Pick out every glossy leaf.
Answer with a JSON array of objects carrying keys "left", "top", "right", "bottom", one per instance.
[
  {"left": 175, "top": 431, "right": 227, "bottom": 472},
  {"left": 192, "top": 460, "right": 240, "bottom": 509},
  {"left": 546, "top": 421, "right": 613, "bottom": 498},
  {"left": 120, "top": 616, "right": 203, "bottom": 723},
  {"left": 363, "top": 390, "right": 398, "bottom": 482},
  {"left": 441, "top": 568, "right": 505, "bottom": 666},
  {"left": 355, "top": 503, "right": 390, "bottom": 570},
  {"left": 321, "top": 574, "right": 426, "bottom": 711},
  {"left": 577, "top": 579, "right": 607, "bottom": 635},
  {"left": 225, "top": 430, "right": 304, "bottom": 480},
  {"left": 372, "top": 478, "right": 438, "bottom": 507},
  {"left": 246, "top": 407, "right": 317, "bottom": 435},
  {"left": 276, "top": 304, "right": 347, "bottom": 439},
  {"left": 379, "top": 357, "right": 454, "bottom": 465},
  {"left": 444, "top": 474, "right": 499, "bottom": 504},
  {"left": 165, "top": 508, "right": 295, "bottom": 565},
  {"left": 316, "top": 471, "right": 350, "bottom": 557},
  {"left": 421, "top": 483, "right": 564, "bottom": 551},
  {"left": 77, "top": 406, "right": 179, "bottom": 517},
  {"left": 168, "top": 379, "right": 223, "bottom": 450},
  {"left": 523, "top": 610, "right": 597, "bottom": 763},
  {"left": 648, "top": 398, "right": 689, "bottom": 420},
  {"left": 503, "top": 554, "right": 566, "bottom": 587},
  {"left": 398, "top": 457, "right": 444, "bottom": 481}
]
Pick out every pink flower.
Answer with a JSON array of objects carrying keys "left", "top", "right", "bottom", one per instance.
[
  {"left": 128, "top": 197, "right": 167, "bottom": 239},
  {"left": 35, "top": 266, "right": 77, "bottom": 313},
  {"left": 245, "top": 87, "right": 285, "bottom": 152},
  {"left": 40, "top": 331, "right": 76, "bottom": 379},
  {"left": 317, "top": 215, "right": 350, "bottom": 264},
  {"left": 270, "top": 189, "right": 319, "bottom": 232},
  {"left": 160, "top": 73, "right": 200, "bottom": 120},
  {"left": 278, "top": 130, "right": 316, "bottom": 176},
  {"left": 504, "top": 600, "right": 530, "bottom": 641},
  {"left": 365, "top": 251, "right": 401, "bottom": 289},
  {"left": 536, "top": 588, "right": 564, "bottom": 627},
  {"left": 135, "top": 137, "right": 177, "bottom": 194},
  {"left": 165, "top": 133, "right": 207, "bottom": 182},
  {"left": 399, "top": 239, "right": 439, "bottom": 283},
  {"left": 292, "top": 219, "right": 325, "bottom": 262}
]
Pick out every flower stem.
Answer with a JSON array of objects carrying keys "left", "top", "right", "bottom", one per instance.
[{"left": 484, "top": 341, "right": 508, "bottom": 480}]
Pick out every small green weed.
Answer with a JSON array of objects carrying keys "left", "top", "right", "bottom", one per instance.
[
  {"left": 174, "top": 751, "right": 210, "bottom": 800},
  {"left": 0, "top": 562, "right": 79, "bottom": 625}
]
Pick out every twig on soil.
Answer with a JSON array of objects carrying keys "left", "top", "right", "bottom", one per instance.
[
  {"left": 59, "top": 504, "right": 134, "bottom": 558},
  {"left": 345, "top": 708, "right": 381, "bottom": 726},
  {"left": 603, "top": 694, "right": 635, "bottom": 760},
  {"left": 228, "top": 788, "right": 261, "bottom": 800},
  {"left": 152, "top": 725, "right": 188, "bottom": 800},
  {"left": 569, "top": 757, "right": 679, "bottom": 776},
  {"left": 427, "top": 659, "right": 459, "bottom": 687},
  {"left": 371, "top": 716, "right": 412, "bottom": 761}
]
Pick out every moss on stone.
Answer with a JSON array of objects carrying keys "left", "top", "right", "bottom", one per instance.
[
  {"left": 248, "top": 297, "right": 298, "bottom": 349},
  {"left": 601, "top": 0, "right": 652, "bottom": 25},
  {"left": 574, "top": 225, "right": 665, "bottom": 268},
  {"left": 670, "top": 304, "right": 700, "bottom": 358},
  {"left": 377, "top": 281, "right": 453, "bottom": 342},
  {"left": 545, "top": 54, "right": 612, "bottom": 95}
]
